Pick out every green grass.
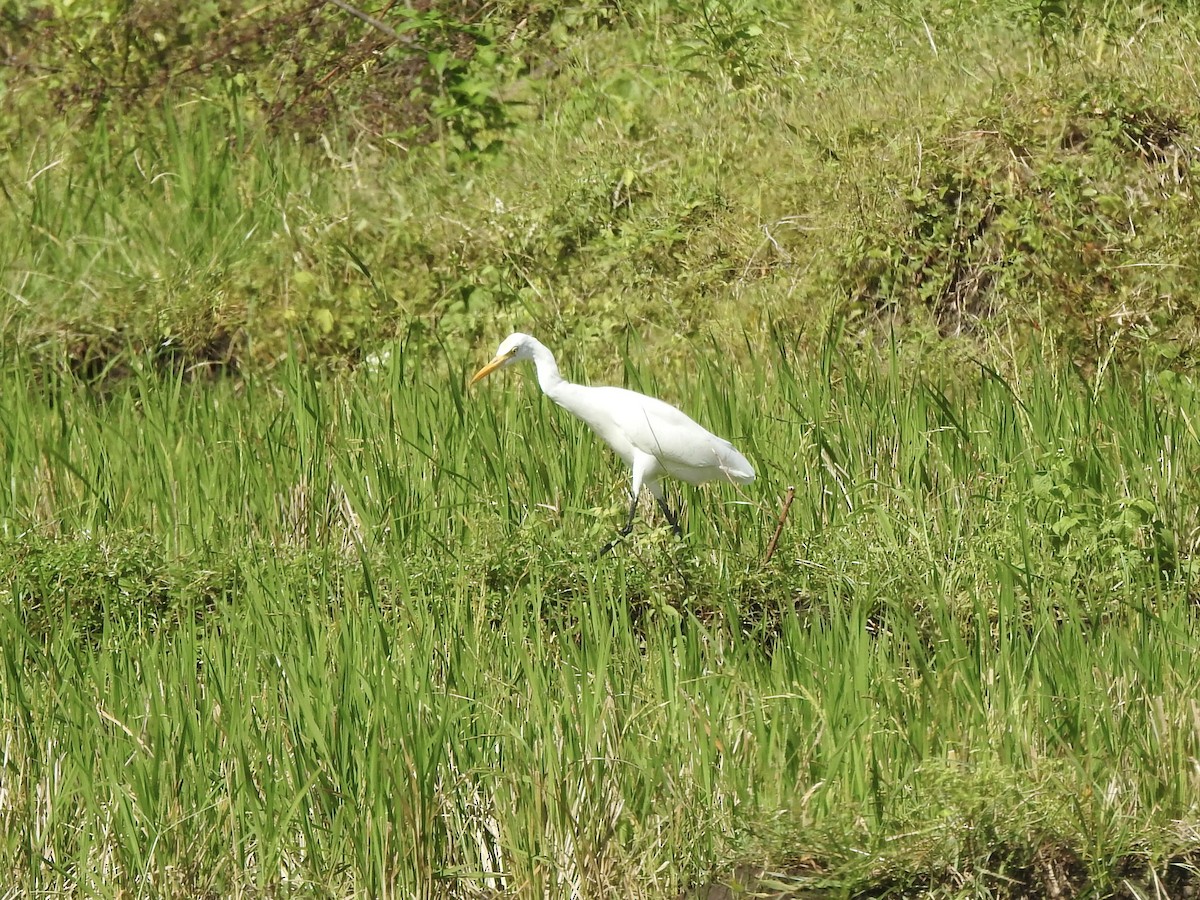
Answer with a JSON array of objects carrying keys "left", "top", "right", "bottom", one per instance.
[
  {"left": 4, "top": 2, "right": 1199, "bottom": 369},
  {"left": 2, "top": 339, "right": 1198, "bottom": 897},
  {"left": 4, "top": 1, "right": 1200, "bottom": 895}
]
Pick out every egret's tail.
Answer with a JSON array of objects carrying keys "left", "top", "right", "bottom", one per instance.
[{"left": 719, "top": 445, "right": 755, "bottom": 485}]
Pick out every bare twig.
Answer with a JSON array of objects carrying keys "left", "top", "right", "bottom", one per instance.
[
  {"left": 763, "top": 485, "right": 795, "bottom": 565},
  {"left": 324, "top": 0, "right": 419, "bottom": 47}
]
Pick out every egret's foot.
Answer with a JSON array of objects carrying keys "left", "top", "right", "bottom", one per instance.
[
  {"left": 655, "top": 496, "right": 682, "bottom": 538},
  {"left": 597, "top": 523, "right": 634, "bottom": 558},
  {"left": 597, "top": 497, "right": 640, "bottom": 558}
]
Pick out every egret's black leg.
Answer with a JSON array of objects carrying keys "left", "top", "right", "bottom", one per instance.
[
  {"left": 598, "top": 494, "right": 639, "bottom": 556},
  {"left": 654, "top": 495, "right": 682, "bottom": 537}
]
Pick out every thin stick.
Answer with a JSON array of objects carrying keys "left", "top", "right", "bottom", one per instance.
[
  {"left": 763, "top": 485, "right": 795, "bottom": 565},
  {"left": 324, "top": 0, "right": 419, "bottom": 47}
]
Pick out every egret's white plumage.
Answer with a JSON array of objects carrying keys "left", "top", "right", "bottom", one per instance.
[{"left": 471, "top": 333, "right": 754, "bottom": 550}]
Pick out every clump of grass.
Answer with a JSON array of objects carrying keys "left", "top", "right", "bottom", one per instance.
[
  {"left": 1, "top": 531, "right": 227, "bottom": 644},
  {"left": 2, "top": 335, "right": 1200, "bottom": 896}
]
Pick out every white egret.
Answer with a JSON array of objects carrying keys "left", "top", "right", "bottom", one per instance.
[{"left": 471, "top": 333, "right": 755, "bottom": 553}]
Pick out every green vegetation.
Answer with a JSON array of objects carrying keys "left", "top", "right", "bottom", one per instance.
[
  {"left": 2, "top": 0, "right": 1200, "bottom": 896},
  {"left": 3, "top": 346, "right": 1199, "bottom": 896},
  {"left": 4, "top": 0, "right": 1199, "bottom": 370}
]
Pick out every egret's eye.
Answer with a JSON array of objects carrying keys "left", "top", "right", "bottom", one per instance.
[{"left": 507, "top": 347, "right": 519, "bottom": 357}]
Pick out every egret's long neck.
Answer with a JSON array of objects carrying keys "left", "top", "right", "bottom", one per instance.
[
  {"left": 526, "top": 338, "right": 606, "bottom": 437},
  {"left": 527, "top": 339, "right": 572, "bottom": 401}
]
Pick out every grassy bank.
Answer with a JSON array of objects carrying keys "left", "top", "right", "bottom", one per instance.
[
  {"left": 2, "top": 340, "right": 1199, "bottom": 896},
  {"left": 3, "top": 2, "right": 1199, "bottom": 371}
]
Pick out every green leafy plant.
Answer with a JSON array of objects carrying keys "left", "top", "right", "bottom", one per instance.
[
  {"left": 1027, "top": 449, "right": 1176, "bottom": 595},
  {"left": 670, "top": 0, "right": 767, "bottom": 87}
]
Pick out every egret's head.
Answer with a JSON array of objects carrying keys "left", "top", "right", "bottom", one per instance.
[{"left": 470, "top": 333, "right": 535, "bottom": 385}]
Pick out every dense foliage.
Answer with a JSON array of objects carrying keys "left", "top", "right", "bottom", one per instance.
[{"left": 2, "top": 0, "right": 1198, "bottom": 372}]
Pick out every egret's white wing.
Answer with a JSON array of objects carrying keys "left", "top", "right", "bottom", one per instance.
[{"left": 581, "top": 386, "right": 754, "bottom": 484}]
